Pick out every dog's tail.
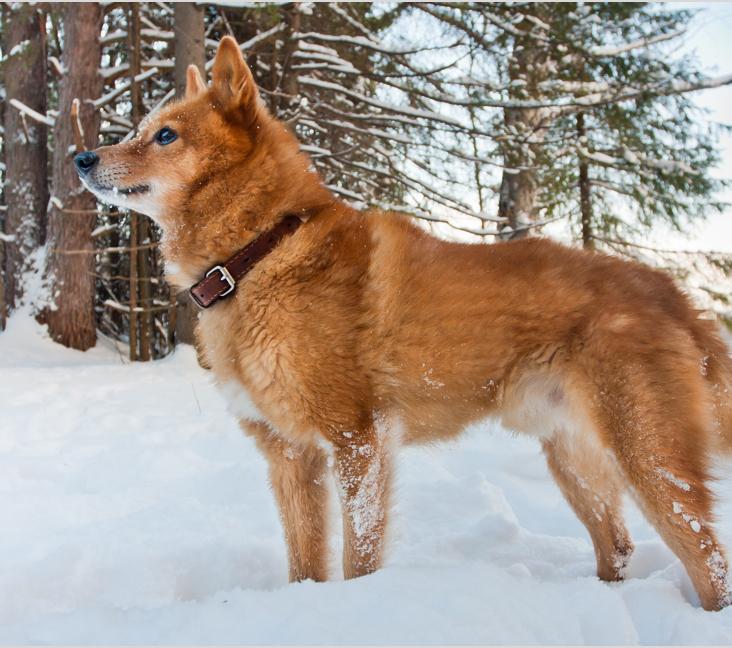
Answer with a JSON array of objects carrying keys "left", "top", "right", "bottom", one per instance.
[{"left": 689, "top": 316, "right": 732, "bottom": 453}]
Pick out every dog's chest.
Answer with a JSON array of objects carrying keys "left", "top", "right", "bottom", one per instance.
[
  {"left": 216, "top": 378, "right": 266, "bottom": 422},
  {"left": 198, "top": 301, "right": 317, "bottom": 443}
]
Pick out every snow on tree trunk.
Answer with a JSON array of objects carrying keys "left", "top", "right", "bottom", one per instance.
[
  {"left": 2, "top": 3, "right": 48, "bottom": 312},
  {"left": 40, "top": 2, "right": 103, "bottom": 350}
]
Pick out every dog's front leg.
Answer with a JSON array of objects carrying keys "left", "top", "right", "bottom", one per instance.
[
  {"left": 333, "top": 422, "right": 393, "bottom": 579},
  {"left": 243, "top": 421, "right": 330, "bottom": 582}
]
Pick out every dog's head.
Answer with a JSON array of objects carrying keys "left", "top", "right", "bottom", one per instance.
[{"left": 75, "top": 37, "right": 313, "bottom": 236}]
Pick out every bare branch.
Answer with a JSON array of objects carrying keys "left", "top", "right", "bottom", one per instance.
[{"left": 9, "top": 98, "right": 55, "bottom": 127}]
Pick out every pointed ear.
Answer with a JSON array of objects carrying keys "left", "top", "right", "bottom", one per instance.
[
  {"left": 185, "top": 64, "right": 207, "bottom": 99},
  {"left": 211, "top": 36, "right": 260, "bottom": 117}
]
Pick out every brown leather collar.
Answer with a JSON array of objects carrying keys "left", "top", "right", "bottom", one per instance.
[{"left": 189, "top": 214, "right": 302, "bottom": 309}]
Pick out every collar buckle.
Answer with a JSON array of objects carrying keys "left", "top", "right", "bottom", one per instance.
[
  {"left": 205, "top": 264, "right": 236, "bottom": 297},
  {"left": 189, "top": 213, "right": 305, "bottom": 309}
]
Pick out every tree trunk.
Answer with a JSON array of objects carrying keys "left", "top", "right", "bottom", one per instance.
[
  {"left": 280, "top": 3, "right": 301, "bottom": 102},
  {"left": 129, "top": 214, "right": 139, "bottom": 358},
  {"left": 497, "top": 9, "right": 549, "bottom": 241},
  {"left": 0, "top": 253, "right": 5, "bottom": 331},
  {"left": 3, "top": 3, "right": 48, "bottom": 312},
  {"left": 576, "top": 112, "right": 594, "bottom": 250},
  {"left": 173, "top": 2, "right": 205, "bottom": 348},
  {"left": 497, "top": 147, "right": 540, "bottom": 240},
  {"left": 468, "top": 108, "right": 487, "bottom": 236},
  {"left": 40, "top": 2, "right": 102, "bottom": 350},
  {"left": 497, "top": 107, "right": 544, "bottom": 242},
  {"left": 174, "top": 3, "right": 205, "bottom": 97},
  {"left": 127, "top": 3, "right": 153, "bottom": 361},
  {"left": 0, "top": 235, "right": 5, "bottom": 330}
]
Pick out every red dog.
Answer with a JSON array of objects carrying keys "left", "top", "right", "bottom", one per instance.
[{"left": 75, "top": 36, "right": 732, "bottom": 610}]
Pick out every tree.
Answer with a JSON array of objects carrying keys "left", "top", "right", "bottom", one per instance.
[
  {"left": 422, "top": 2, "right": 731, "bottom": 313},
  {"left": 406, "top": 3, "right": 731, "bottom": 241},
  {"left": 523, "top": 3, "right": 728, "bottom": 250},
  {"left": 2, "top": 3, "right": 48, "bottom": 313},
  {"left": 172, "top": 2, "right": 205, "bottom": 349},
  {"left": 40, "top": 2, "right": 103, "bottom": 350},
  {"left": 174, "top": 3, "right": 205, "bottom": 97},
  {"left": 494, "top": 4, "right": 553, "bottom": 239}
]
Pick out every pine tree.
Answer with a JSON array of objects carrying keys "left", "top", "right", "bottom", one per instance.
[
  {"left": 485, "top": 3, "right": 731, "bottom": 314},
  {"left": 2, "top": 3, "right": 48, "bottom": 312},
  {"left": 172, "top": 2, "right": 205, "bottom": 352},
  {"left": 40, "top": 2, "right": 103, "bottom": 350},
  {"left": 525, "top": 3, "right": 728, "bottom": 248}
]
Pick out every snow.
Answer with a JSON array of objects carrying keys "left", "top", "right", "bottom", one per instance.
[
  {"left": 656, "top": 467, "right": 692, "bottom": 492},
  {"left": 92, "top": 68, "right": 158, "bottom": 110},
  {"left": 140, "top": 28, "right": 173, "bottom": 42},
  {"left": 8, "top": 39, "right": 29, "bottom": 58},
  {"left": 2, "top": 312, "right": 732, "bottom": 643},
  {"left": 100, "top": 29, "right": 126, "bottom": 45}
]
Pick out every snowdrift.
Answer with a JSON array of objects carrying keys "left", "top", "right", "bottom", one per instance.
[{"left": 2, "top": 313, "right": 732, "bottom": 644}]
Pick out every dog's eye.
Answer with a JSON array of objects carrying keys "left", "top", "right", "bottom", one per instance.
[{"left": 154, "top": 127, "right": 178, "bottom": 145}]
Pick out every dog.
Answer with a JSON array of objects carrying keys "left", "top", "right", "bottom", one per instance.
[{"left": 75, "top": 36, "right": 732, "bottom": 610}]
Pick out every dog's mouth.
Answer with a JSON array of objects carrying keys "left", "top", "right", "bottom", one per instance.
[
  {"left": 77, "top": 172, "right": 150, "bottom": 198},
  {"left": 78, "top": 174, "right": 163, "bottom": 221},
  {"left": 96, "top": 183, "right": 151, "bottom": 196}
]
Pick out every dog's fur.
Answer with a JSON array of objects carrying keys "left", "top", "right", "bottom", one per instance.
[{"left": 78, "top": 37, "right": 732, "bottom": 610}]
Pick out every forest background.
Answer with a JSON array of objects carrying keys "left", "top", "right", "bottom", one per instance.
[{"left": 2, "top": 1, "right": 732, "bottom": 360}]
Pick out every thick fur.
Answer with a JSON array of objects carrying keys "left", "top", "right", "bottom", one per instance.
[{"left": 79, "top": 37, "right": 732, "bottom": 610}]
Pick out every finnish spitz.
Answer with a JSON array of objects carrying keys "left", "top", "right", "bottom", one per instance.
[{"left": 76, "top": 36, "right": 732, "bottom": 610}]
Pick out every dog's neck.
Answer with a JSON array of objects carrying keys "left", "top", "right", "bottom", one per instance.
[{"left": 159, "top": 176, "right": 336, "bottom": 290}]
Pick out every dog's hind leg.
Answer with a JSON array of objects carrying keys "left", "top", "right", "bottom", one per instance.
[
  {"left": 243, "top": 421, "right": 330, "bottom": 582},
  {"left": 586, "top": 358, "right": 732, "bottom": 610},
  {"left": 332, "top": 417, "right": 394, "bottom": 579},
  {"left": 542, "top": 431, "right": 633, "bottom": 581}
]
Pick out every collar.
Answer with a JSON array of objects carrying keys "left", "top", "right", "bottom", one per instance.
[{"left": 189, "top": 214, "right": 302, "bottom": 309}]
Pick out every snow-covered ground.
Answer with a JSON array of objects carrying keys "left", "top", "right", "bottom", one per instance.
[{"left": 3, "top": 312, "right": 732, "bottom": 644}]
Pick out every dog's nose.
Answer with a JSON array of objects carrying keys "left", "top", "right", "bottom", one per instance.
[{"left": 73, "top": 151, "right": 99, "bottom": 175}]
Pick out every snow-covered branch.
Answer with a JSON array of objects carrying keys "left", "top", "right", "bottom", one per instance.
[
  {"left": 93, "top": 67, "right": 159, "bottom": 109},
  {"left": 551, "top": 72, "right": 732, "bottom": 117},
  {"left": 589, "top": 28, "right": 685, "bottom": 57},
  {"left": 298, "top": 76, "right": 465, "bottom": 128},
  {"left": 294, "top": 31, "right": 460, "bottom": 56}
]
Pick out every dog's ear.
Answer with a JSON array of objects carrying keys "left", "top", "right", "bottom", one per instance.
[
  {"left": 185, "top": 64, "right": 207, "bottom": 100},
  {"left": 211, "top": 36, "right": 260, "bottom": 122}
]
